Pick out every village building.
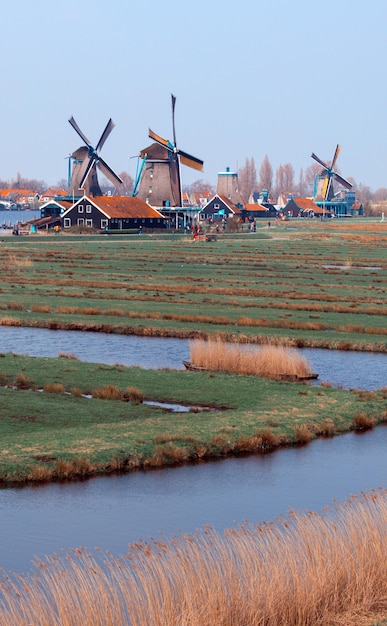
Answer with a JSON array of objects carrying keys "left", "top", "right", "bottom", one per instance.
[
  {"left": 282, "top": 197, "right": 324, "bottom": 217},
  {"left": 242, "top": 203, "right": 278, "bottom": 222},
  {"left": 61, "top": 195, "right": 167, "bottom": 231},
  {"left": 199, "top": 194, "right": 242, "bottom": 223}
]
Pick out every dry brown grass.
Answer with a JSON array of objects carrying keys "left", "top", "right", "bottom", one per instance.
[
  {"left": 58, "top": 351, "right": 79, "bottom": 360},
  {"left": 189, "top": 338, "right": 314, "bottom": 379},
  {"left": 30, "top": 304, "right": 51, "bottom": 313},
  {"left": 0, "top": 490, "right": 386, "bottom": 625},
  {"left": 92, "top": 384, "right": 123, "bottom": 400},
  {"left": 43, "top": 382, "right": 65, "bottom": 394},
  {"left": 15, "top": 372, "right": 33, "bottom": 389},
  {"left": 123, "top": 386, "right": 144, "bottom": 404},
  {"left": 352, "top": 413, "right": 377, "bottom": 431}
]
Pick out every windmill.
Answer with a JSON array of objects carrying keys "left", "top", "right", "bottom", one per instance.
[
  {"left": 133, "top": 94, "right": 203, "bottom": 207},
  {"left": 311, "top": 144, "right": 352, "bottom": 201},
  {"left": 68, "top": 117, "right": 123, "bottom": 197}
]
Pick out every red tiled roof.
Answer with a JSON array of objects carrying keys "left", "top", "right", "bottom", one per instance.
[
  {"left": 285, "top": 197, "right": 322, "bottom": 212},
  {"left": 86, "top": 196, "right": 164, "bottom": 219},
  {"left": 218, "top": 195, "right": 242, "bottom": 213},
  {"left": 244, "top": 203, "right": 269, "bottom": 212},
  {"left": 41, "top": 188, "right": 67, "bottom": 197}
]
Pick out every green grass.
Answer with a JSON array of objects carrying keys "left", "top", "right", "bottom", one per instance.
[
  {"left": 0, "top": 353, "right": 385, "bottom": 484},
  {"left": 0, "top": 219, "right": 386, "bottom": 350}
]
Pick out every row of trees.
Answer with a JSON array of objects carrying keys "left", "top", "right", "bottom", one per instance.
[
  {"left": 237, "top": 156, "right": 386, "bottom": 211},
  {"left": 186, "top": 156, "right": 386, "bottom": 215},
  {"left": 1, "top": 158, "right": 386, "bottom": 215}
]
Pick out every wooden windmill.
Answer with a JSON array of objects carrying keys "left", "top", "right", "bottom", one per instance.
[
  {"left": 133, "top": 95, "right": 203, "bottom": 207},
  {"left": 311, "top": 144, "right": 352, "bottom": 201},
  {"left": 68, "top": 117, "right": 123, "bottom": 197}
]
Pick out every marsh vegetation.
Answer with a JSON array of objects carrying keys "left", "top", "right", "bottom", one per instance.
[
  {"left": 189, "top": 338, "right": 315, "bottom": 378},
  {"left": 0, "top": 490, "right": 386, "bottom": 625}
]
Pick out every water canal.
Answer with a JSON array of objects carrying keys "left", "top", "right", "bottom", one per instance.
[{"left": 0, "top": 326, "right": 386, "bottom": 574}]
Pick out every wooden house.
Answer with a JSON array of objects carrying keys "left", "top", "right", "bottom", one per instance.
[
  {"left": 61, "top": 195, "right": 167, "bottom": 231},
  {"left": 242, "top": 203, "right": 278, "bottom": 221},
  {"left": 40, "top": 199, "right": 74, "bottom": 219},
  {"left": 199, "top": 194, "right": 242, "bottom": 222},
  {"left": 283, "top": 197, "right": 323, "bottom": 217}
]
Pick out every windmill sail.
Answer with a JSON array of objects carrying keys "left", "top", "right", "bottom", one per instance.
[
  {"left": 311, "top": 144, "right": 352, "bottom": 201},
  {"left": 68, "top": 117, "right": 123, "bottom": 197},
  {"left": 134, "top": 95, "right": 203, "bottom": 207}
]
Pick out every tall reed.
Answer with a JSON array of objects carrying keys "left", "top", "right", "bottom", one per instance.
[
  {"left": 189, "top": 338, "right": 314, "bottom": 378},
  {"left": 0, "top": 490, "right": 386, "bottom": 625}
]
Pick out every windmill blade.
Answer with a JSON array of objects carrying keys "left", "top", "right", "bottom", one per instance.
[
  {"left": 331, "top": 144, "right": 341, "bottom": 170},
  {"left": 79, "top": 157, "right": 96, "bottom": 188},
  {"left": 311, "top": 152, "right": 329, "bottom": 171},
  {"left": 178, "top": 149, "right": 204, "bottom": 172},
  {"left": 69, "top": 117, "right": 91, "bottom": 147},
  {"left": 171, "top": 94, "right": 177, "bottom": 148},
  {"left": 96, "top": 118, "right": 115, "bottom": 152},
  {"left": 169, "top": 156, "right": 182, "bottom": 206},
  {"left": 333, "top": 172, "right": 352, "bottom": 190},
  {"left": 71, "top": 148, "right": 91, "bottom": 185},
  {"left": 323, "top": 176, "right": 332, "bottom": 200},
  {"left": 97, "top": 157, "right": 123, "bottom": 186},
  {"left": 149, "top": 128, "right": 174, "bottom": 151}
]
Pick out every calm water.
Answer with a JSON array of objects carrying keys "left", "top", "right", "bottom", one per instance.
[
  {"left": 0, "top": 209, "right": 40, "bottom": 228},
  {"left": 0, "top": 325, "right": 386, "bottom": 389},
  {"left": 0, "top": 327, "right": 386, "bottom": 574},
  {"left": 0, "top": 426, "right": 386, "bottom": 574}
]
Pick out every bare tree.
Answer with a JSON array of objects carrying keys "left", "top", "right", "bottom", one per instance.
[
  {"left": 185, "top": 179, "right": 214, "bottom": 195},
  {"left": 238, "top": 157, "right": 257, "bottom": 203},
  {"left": 275, "top": 165, "right": 284, "bottom": 198},
  {"left": 304, "top": 163, "right": 321, "bottom": 197},
  {"left": 297, "top": 168, "right": 306, "bottom": 196},
  {"left": 8, "top": 174, "right": 47, "bottom": 193},
  {"left": 117, "top": 171, "right": 134, "bottom": 196},
  {"left": 258, "top": 155, "right": 273, "bottom": 192},
  {"left": 373, "top": 187, "right": 387, "bottom": 202},
  {"left": 282, "top": 164, "right": 295, "bottom": 193}
]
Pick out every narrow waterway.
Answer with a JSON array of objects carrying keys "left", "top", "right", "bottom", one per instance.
[
  {"left": 0, "top": 326, "right": 386, "bottom": 389},
  {"left": 0, "top": 325, "right": 385, "bottom": 575},
  {"left": 0, "top": 425, "right": 386, "bottom": 574}
]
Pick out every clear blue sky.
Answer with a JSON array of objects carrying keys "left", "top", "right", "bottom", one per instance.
[{"left": 1, "top": 0, "right": 386, "bottom": 191}]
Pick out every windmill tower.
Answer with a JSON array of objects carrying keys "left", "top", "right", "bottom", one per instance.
[
  {"left": 216, "top": 167, "right": 243, "bottom": 206},
  {"left": 311, "top": 144, "right": 352, "bottom": 202},
  {"left": 68, "top": 117, "right": 123, "bottom": 197},
  {"left": 133, "top": 95, "right": 203, "bottom": 207}
]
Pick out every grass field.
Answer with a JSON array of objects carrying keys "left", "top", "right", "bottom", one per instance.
[
  {"left": 0, "top": 219, "right": 386, "bottom": 624},
  {"left": 0, "top": 218, "right": 386, "bottom": 351},
  {"left": 0, "top": 352, "right": 385, "bottom": 484}
]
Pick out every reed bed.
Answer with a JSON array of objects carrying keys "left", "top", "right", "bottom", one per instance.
[
  {"left": 0, "top": 490, "right": 386, "bottom": 625},
  {"left": 189, "top": 338, "right": 314, "bottom": 378}
]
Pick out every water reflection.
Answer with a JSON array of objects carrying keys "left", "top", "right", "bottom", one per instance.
[{"left": 0, "top": 326, "right": 385, "bottom": 390}]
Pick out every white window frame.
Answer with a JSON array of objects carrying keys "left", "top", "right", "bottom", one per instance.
[
  {"left": 101, "top": 219, "right": 108, "bottom": 229},
  {"left": 77, "top": 218, "right": 84, "bottom": 225},
  {"left": 85, "top": 219, "right": 93, "bottom": 228},
  {"left": 78, "top": 205, "right": 84, "bottom": 213},
  {"left": 64, "top": 218, "right": 71, "bottom": 228},
  {"left": 86, "top": 204, "right": 92, "bottom": 213}
]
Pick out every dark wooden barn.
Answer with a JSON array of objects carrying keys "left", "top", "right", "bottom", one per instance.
[
  {"left": 199, "top": 194, "right": 242, "bottom": 222},
  {"left": 61, "top": 196, "right": 167, "bottom": 231}
]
